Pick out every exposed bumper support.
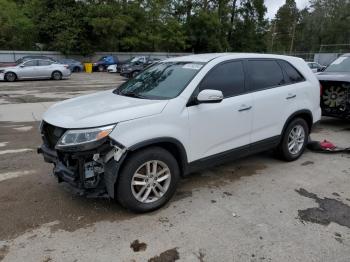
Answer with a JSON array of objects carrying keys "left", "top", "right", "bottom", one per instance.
[{"left": 37, "top": 140, "right": 128, "bottom": 198}]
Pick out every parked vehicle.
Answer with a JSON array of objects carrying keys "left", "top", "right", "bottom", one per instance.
[
  {"left": 1, "top": 56, "right": 57, "bottom": 67},
  {"left": 107, "top": 64, "right": 118, "bottom": 73},
  {"left": 307, "top": 62, "right": 326, "bottom": 73},
  {"left": 38, "top": 53, "right": 321, "bottom": 212},
  {"left": 93, "top": 55, "right": 119, "bottom": 72},
  {"left": 317, "top": 53, "right": 350, "bottom": 119},
  {"left": 58, "top": 59, "right": 83, "bottom": 72},
  {"left": 0, "top": 59, "right": 71, "bottom": 82},
  {"left": 119, "top": 57, "right": 161, "bottom": 78}
]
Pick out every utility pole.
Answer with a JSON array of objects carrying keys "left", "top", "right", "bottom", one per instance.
[
  {"left": 289, "top": 21, "right": 296, "bottom": 54},
  {"left": 271, "top": 21, "right": 276, "bottom": 52}
]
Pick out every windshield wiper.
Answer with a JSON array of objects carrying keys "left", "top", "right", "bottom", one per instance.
[{"left": 119, "top": 91, "right": 146, "bottom": 99}]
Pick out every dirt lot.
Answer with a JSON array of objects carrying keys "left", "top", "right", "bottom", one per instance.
[{"left": 0, "top": 73, "right": 349, "bottom": 262}]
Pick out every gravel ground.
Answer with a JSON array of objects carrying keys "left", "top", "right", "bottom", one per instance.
[{"left": 0, "top": 73, "right": 349, "bottom": 262}]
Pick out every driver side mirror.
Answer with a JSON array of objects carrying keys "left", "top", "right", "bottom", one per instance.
[{"left": 196, "top": 89, "right": 223, "bottom": 104}]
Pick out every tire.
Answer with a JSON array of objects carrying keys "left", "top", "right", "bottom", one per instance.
[
  {"left": 98, "top": 65, "right": 105, "bottom": 72},
  {"left": 73, "top": 66, "right": 81, "bottom": 73},
  {"left": 52, "top": 71, "right": 62, "bottom": 80},
  {"left": 131, "top": 71, "right": 139, "bottom": 78},
  {"left": 5, "top": 72, "right": 16, "bottom": 82},
  {"left": 116, "top": 147, "right": 180, "bottom": 213},
  {"left": 276, "top": 118, "right": 309, "bottom": 161}
]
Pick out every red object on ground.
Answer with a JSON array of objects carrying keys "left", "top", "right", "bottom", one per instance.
[{"left": 319, "top": 140, "right": 336, "bottom": 150}]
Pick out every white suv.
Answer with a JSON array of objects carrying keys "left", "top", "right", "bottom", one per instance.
[{"left": 38, "top": 53, "right": 321, "bottom": 212}]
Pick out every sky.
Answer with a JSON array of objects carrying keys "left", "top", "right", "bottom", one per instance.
[{"left": 265, "top": 0, "right": 309, "bottom": 19}]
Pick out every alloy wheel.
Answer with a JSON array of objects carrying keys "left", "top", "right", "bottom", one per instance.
[
  {"left": 131, "top": 160, "right": 171, "bottom": 203},
  {"left": 287, "top": 124, "right": 305, "bottom": 155}
]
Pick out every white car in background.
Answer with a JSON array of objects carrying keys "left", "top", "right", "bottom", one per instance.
[
  {"left": 107, "top": 64, "right": 118, "bottom": 73},
  {"left": 0, "top": 59, "right": 71, "bottom": 82},
  {"left": 307, "top": 62, "right": 326, "bottom": 73}
]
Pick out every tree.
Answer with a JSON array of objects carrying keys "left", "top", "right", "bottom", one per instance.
[
  {"left": 272, "top": 0, "right": 299, "bottom": 52},
  {"left": 0, "top": 0, "right": 35, "bottom": 50}
]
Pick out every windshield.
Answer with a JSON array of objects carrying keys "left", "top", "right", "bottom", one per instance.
[
  {"left": 15, "top": 58, "right": 24, "bottom": 65},
  {"left": 114, "top": 62, "right": 204, "bottom": 100},
  {"left": 325, "top": 56, "right": 350, "bottom": 72}
]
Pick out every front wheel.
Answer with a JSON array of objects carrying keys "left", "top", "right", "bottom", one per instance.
[
  {"left": 98, "top": 65, "right": 105, "bottom": 72},
  {"left": 276, "top": 118, "right": 309, "bottom": 161},
  {"left": 116, "top": 147, "right": 180, "bottom": 213},
  {"left": 5, "top": 72, "right": 16, "bottom": 82}
]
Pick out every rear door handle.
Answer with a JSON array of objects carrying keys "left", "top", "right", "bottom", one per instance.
[
  {"left": 286, "top": 94, "right": 296, "bottom": 100},
  {"left": 238, "top": 105, "right": 252, "bottom": 112}
]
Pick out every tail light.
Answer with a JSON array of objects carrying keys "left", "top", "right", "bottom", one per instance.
[
  {"left": 320, "top": 83, "right": 323, "bottom": 96},
  {"left": 64, "top": 64, "right": 70, "bottom": 69}
]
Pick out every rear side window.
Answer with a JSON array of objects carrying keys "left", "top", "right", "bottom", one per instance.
[
  {"left": 199, "top": 61, "right": 245, "bottom": 98},
  {"left": 38, "top": 60, "right": 52, "bottom": 66},
  {"left": 279, "top": 60, "right": 305, "bottom": 84},
  {"left": 247, "top": 60, "right": 284, "bottom": 91}
]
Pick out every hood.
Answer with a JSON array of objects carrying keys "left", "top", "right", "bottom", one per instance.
[
  {"left": 317, "top": 71, "right": 350, "bottom": 82},
  {"left": 0, "top": 62, "right": 16, "bottom": 67},
  {"left": 0, "top": 65, "right": 18, "bottom": 70},
  {"left": 43, "top": 90, "right": 168, "bottom": 129}
]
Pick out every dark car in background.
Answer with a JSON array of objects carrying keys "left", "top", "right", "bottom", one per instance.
[
  {"left": 58, "top": 59, "right": 83, "bottom": 72},
  {"left": 119, "top": 57, "right": 160, "bottom": 78},
  {"left": 317, "top": 53, "right": 350, "bottom": 119},
  {"left": 93, "top": 55, "right": 119, "bottom": 72}
]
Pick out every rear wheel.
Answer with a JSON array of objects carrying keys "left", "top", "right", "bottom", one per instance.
[
  {"left": 52, "top": 71, "right": 62, "bottom": 80},
  {"left": 276, "top": 118, "right": 309, "bottom": 161},
  {"left": 5, "top": 72, "right": 16, "bottom": 82},
  {"left": 116, "top": 147, "right": 180, "bottom": 213}
]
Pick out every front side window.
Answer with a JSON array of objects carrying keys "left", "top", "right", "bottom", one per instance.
[
  {"left": 199, "top": 61, "right": 245, "bottom": 98},
  {"left": 23, "top": 60, "right": 37, "bottom": 67},
  {"left": 248, "top": 60, "right": 284, "bottom": 91},
  {"left": 114, "top": 62, "right": 203, "bottom": 100},
  {"left": 324, "top": 56, "right": 350, "bottom": 72}
]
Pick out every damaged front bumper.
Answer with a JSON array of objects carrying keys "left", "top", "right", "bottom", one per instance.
[{"left": 38, "top": 139, "right": 127, "bottom": 198}]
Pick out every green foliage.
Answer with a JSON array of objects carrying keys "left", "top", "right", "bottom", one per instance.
[
  {"left": 1, "top": 0, "right": 347, "bottom": 55},
  {"left": 270, "top": 0, "right": 350, "bottom": 53},
  {"left": 0, "top": 0, "right": 35, "bottom": 49}
]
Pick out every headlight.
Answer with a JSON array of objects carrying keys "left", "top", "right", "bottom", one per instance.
[
  {"left": 0, "top": 70, "right": 4, "bottom": 74},
  {"left": 56, "top": 124, "right": 115, "bottom": 149}
]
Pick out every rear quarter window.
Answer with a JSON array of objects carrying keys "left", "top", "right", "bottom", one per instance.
[{"left": 278, "top": 60, "right": 305, "bottom": 84}]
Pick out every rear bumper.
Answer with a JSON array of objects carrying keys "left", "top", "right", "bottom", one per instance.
[{"left": 0, "top": 73, "right": 4, "bottom": 81}]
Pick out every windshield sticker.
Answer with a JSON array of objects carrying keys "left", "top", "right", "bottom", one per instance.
[
  {"left": 332, "top": 57, "right": 347, "bottom": 65},
  {"left": 183, "top": 63, "right": 203, "bottom": 70}
]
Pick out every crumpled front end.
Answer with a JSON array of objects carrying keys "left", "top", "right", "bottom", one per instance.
[{"left": 38, "top": 121, "right": 126, "bottom": 198}]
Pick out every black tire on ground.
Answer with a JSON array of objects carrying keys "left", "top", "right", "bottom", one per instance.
[
  {"left": 52, "top": 71, "right": 62, "bottom": 80},
  {"left": 116, "top": 147, "right": 180, "bottom": 213},
  {"left": 73, "top": 66, "right": 81, "bottom": 73},
  {"left": 5, "top": 72, "right": 16, "bottom": 82},
  {"left": 131, "top": 71, "right": 139, "bottom": 78},
  {"left": 98, "top": 65, "right": 105, "bottom": 72},
  {"left": 276, "top": 118, "right": 309, "bottom": 161}
]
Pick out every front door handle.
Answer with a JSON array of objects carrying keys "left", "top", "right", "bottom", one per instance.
[
  {"left": 286, "top": 94, "right": 296, "bottom": 100},
  {"left": 238, "top": 105, "right": 252, "bottom": 112}
]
